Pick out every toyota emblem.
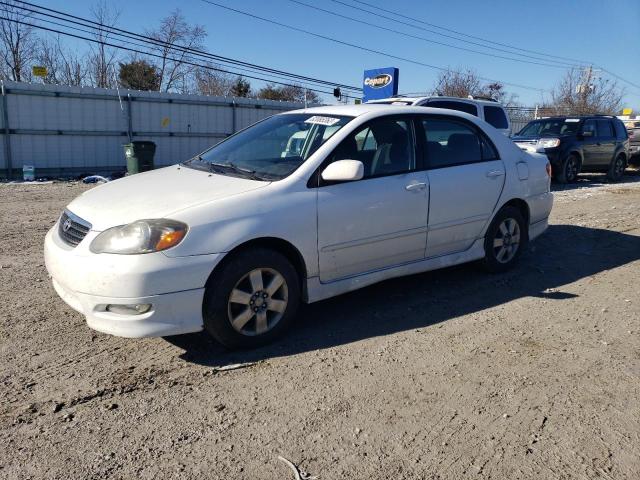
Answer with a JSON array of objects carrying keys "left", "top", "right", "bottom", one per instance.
[{"left": 62, "top": 219, "right": 72, "bottom": 232}]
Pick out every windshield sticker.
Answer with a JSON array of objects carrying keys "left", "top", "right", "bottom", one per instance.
[
  {"left": 305, "top": 116, "right": 340, "bottom": 126},
  {"left": 565, "top": 118, "right": 580, "bottom": 122}
]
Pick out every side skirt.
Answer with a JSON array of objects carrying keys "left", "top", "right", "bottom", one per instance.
[{"left": 305, "top": 239, "right": 486, "bottom": 304}]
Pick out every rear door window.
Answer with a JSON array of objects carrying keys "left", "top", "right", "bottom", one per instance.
[
  {"left": 483, "top": 106, "right": 509, "bottom": 129},
  {"left": 596, "top": 119, "right": 614, "bottom": 139},
  {"left": 613, "top": 120, "right": 628, "bottom": 140},
  {"left": 426, "top": 100, "right": 478, "bottom": 116},
  {"left": 582, "top": 119, "right": 598, "bottom": 136},
  {"left": 420, "top": 117, "right": 484, "bottom": 168}
]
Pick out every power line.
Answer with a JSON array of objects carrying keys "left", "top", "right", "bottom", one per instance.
[
  {"left": 2, "top": 6, "right": 341, "bottom": 94},
  {"left": 0, "top": 14, "right": 344, "bottom": 98},
  {"left": 336, "top": 0, "right": 590, "bottom": 66},
  {"left": 199, "top": 0, "right": 547, "bottom": 93},
  {"left": 287, "top": 0, "right": 576, "bottom": 69},
  {"left": 9, "top": 0, "right": 362, "bottom": 94},
  {"left": 335, "top": 0, "right": 640, "bottom": 94},
  {"left": 600, "top": 68, "right": 640, "bottom": 92}
]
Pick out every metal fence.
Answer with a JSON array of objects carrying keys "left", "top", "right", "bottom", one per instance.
[
  {"left": 0, "top": 81, "right": 306, "bottom": 179},
  {"left": 506, "top": 107, "right": 537, "bottom": 134},
  {"left": 0, "top": 81, "right": 564, "bottom": 179}
]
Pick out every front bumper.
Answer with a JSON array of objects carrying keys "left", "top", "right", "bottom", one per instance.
[
  {"left": 541, "top": 148, "right": 562, "bottom": 168},
  {"left": 44, "top": 226, "right": 223, "bottom": 338}
]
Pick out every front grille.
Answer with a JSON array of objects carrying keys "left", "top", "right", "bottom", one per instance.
[{"left": 58, "top": 210, "right": 92, "bottom": 247}]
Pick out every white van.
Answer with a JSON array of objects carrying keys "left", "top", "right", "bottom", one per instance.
[{"left": 367, "top": 95, "right": 511, "bottom": 136}]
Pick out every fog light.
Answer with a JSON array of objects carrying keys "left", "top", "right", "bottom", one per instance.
[{"left": 105, "top": 304, "right": 152, "bottom": 315}]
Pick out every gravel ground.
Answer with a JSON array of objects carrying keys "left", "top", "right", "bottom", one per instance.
[{"left": 1, "top": 171, "right": 640, "bottom": 480}]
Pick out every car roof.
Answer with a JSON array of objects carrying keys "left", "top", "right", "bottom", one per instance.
[
  {"left": 532, "top": 115, "right": 616, "bottom": 121},
  {"left": 367, "top": 96, "right": 504, "bottom": 106},
  {"left": 286, "top": 103, "right": 482, "bottom": 119}
]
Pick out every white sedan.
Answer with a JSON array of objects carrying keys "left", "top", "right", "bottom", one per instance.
[{"left": 45, "top": 105, "right": 553, "bottom": 349}]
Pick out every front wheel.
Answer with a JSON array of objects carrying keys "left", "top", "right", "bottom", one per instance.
[
  {"left": 481, "top": 206, "right": 527, "bottom": 273},
  {"left": 607, "top": 154, "right": 626, "bottom": 182},
  {"left": 555, "top": 154, "right": 580, "bottom": 184},
  {"left": 203, "top": 248, "right": 300, "bottom": 349}
]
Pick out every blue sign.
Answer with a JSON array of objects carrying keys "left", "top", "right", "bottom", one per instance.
[{"left": 363, "top": 67, "right": 399, "bottom": 102}]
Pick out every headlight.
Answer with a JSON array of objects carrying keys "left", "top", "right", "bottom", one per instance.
[
  {"left": 90, "top": 219, "right": 188, "bottom": 254},
  {"left": 537, "top": 138, "right": 560, "bottom": 149}
]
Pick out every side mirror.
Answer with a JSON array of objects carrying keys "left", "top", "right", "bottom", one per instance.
[
  {"left": 581, "top": 130, "right": 594, "bottom": 138},
  {"left": 321, "top": 159, "right": 364, "bottom": 182}
]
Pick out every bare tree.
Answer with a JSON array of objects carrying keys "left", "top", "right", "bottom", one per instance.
[
  {"left": 432, "top": 68, "right": 482, "bottom": 98},
  {"left": 146, "top": 10, "right": 207, "bottom": 93},
  {"left": 432, "top": 68, "right": 519, "bottom": 106},
  {"left": 547, "top": 68, "right": 624, "bottom": 115},
  {"left": 483, "top": 82, "right": 519, "bottom": 107},
  {"left": 0, "top": 0, "right": 37, "bottom": 82},
  {"left": 87, "top": 0, "right": 120, "bottom": 88},
  {"left": 37, "top": 36, "right": 87, "bottom": 86},
  {"left": 194, "top": 66, "right": 233, "bottom": 96}
]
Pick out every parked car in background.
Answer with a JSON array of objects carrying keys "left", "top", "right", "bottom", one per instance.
[
  {"left": 511, "top": 116, "right": 630, "bottom": 183},
  {"left": 623, "top": 120, "right": 640, "bottom": 162},
  {"left": 45, "top": 105, "right": 553, "bottom": 349},
  {"left": 366, "top": 95, "right": 512, "bottom": 136}
]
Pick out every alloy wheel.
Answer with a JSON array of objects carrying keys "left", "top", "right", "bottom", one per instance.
[
  {"left": 614, "top": 156, "right": 625, "bottom": 178},
  {"left": 227, "top": 268, "right": 288, "bottom": 336},
  {"left": 493, "top": 218, "right": 521, "bottom": 264},
  {"left": 566, "top": 156, "right": 578, "bottom": 182}
]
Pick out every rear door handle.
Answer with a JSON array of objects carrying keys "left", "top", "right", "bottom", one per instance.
[
  {"left": 405, "top": 182, "right": 427, "bottom": 191},
  {"left": 486, "top": 170, "right": 505, "bottom": 178}
]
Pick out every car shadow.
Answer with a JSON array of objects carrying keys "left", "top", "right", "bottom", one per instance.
[
  {"left": 165, "top": 224, "right": 640, "bottom": 366},
  {"left": 551, "top": 167, "right": 640, "bottom": 192}
]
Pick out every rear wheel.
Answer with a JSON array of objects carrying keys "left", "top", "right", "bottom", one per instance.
[
  {"left": 203, "top": 248, "right": 300, "bottom": 349},
  {"left": 482, "top": 206, "right": 527, "bottom": 273},
  {"left": 607, "top": 154, "right": 626, "bottom": 182},
  {"left": 555, "top": 154, "right": 580, "bottom": 184}
]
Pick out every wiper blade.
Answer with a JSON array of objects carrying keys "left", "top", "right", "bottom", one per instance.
[{"left": 210, "top": 162, "right": 265, "bottom": 181}]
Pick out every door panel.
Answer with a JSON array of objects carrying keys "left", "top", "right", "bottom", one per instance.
[
  {"left": 417, "top": 115, "right": 505, "bottom": 258},
  {"left": 318, "top": 173, "right": 429, "bottom": 282},
  {"left": 581, "top": 119, "right": 600, "bottom": 166},
  {"left": 596, "top": 119, "right": 615, "bottom": 166},
  {"left": 426, "top": 161, "right": 505, "bottom": 257}
]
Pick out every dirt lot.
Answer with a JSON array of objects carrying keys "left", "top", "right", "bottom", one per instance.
[{"left": 1, "top": 171, "right": 640, "bottom": 480}]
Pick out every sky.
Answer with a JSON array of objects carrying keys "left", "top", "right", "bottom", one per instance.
[{"left": 44, "top": 0, "right": 640, "bottom": 108}]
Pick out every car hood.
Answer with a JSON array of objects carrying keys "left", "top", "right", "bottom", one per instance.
[{"left": 66, "top": 165, "right": 269, "bottom": 231}]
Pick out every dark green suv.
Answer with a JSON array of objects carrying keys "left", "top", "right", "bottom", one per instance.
[{"left": 512, "top": 116, "right": 629, "bottom": 183}]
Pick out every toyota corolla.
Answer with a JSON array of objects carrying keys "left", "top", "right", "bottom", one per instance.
[{"left": 45, "top": 105, "right": 553, "bottom": 349}]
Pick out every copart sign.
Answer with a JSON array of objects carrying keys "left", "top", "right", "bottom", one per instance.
[{"left": 363, "top": 67, "right": 399, "bottom": 102}]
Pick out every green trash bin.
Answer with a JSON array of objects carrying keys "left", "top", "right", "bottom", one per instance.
[{"left": 123, "top": 141, "right": 156, "bottom": 174}]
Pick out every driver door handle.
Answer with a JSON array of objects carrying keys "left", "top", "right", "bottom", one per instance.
[{"left": 405, "top": 182, "right": 427, "bottom": 191}]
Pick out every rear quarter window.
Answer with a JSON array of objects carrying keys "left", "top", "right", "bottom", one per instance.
[
  {"left": 613, "top": 120, "right": 628, "bottom": 140},
  {"left": 483, "top": 106, "right": 509, "bottom": 129}
]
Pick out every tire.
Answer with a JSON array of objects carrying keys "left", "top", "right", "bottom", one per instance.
[
  {"left": 555, "top": 153, "right": 580, "bottom": 184},
  {"left": 203, "top": 248, "right": 300, "bottom": 349},
  {"left": 606, "top": 154, "right": 626, "bottom": 182},
  {"left": 481, "top": 206, "right": 527, "bottom": 273}
]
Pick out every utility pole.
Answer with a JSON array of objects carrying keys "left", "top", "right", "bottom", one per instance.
[{"left": 576, "top": 65, "right": 600, "bottom": 115}]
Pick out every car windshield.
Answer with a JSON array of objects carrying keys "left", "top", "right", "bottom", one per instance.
[
  {"left": 185, "top": 113, "right": 353, "bottom": 180},
  {"left": 518, "top": 119, "right": 580, "bottom": 137}
]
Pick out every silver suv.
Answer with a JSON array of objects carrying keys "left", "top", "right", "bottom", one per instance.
[{"left": 367, "top": 95, "right": 511, "bottom": 136}]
